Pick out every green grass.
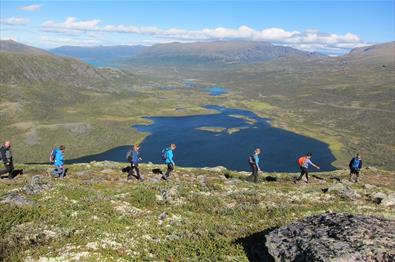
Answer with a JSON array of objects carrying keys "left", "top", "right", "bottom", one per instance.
[{"left": 1, "top": 163, "right": 394, "bottom": 261}]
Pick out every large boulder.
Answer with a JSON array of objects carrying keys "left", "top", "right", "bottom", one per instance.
[
  {"left": 266, "top": 213, "right": 395, "bottom": 262},
  {"left": 324, "top": 182, "right": 360, "bottom": 200}
]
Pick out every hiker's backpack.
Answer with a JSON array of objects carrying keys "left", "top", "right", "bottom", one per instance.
[
  {"left": 50, "top": 147, "right": 58, "bottom": 163},
  {"left": 161, "top": 149, "right": 168, "bottom": 161},
  {"left": 248, "top": 155, "right": 256, "bottom": 164},
  {"left": 126, "top": 149, "right": 133, "bottom": 162},
  {"left": 298, "top": 156, "right": 307, "bottom": 167},
  {"left": 352, "top": 158, "right": 360, "bottom": 169}
]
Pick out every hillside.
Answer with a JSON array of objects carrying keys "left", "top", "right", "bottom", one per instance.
[
  {"left": 346, "top": 41, "right": 395, "bottom": 63},
  {"left": 0, "top": 40, "right": 50, "bottom": 56},
  {"left": 0, "top": 162, "right": 394, "bottom": 261},
  {"left": 123, "top": 41, "right": 325, "bottom": 66}
]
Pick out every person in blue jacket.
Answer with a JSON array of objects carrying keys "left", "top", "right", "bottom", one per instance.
[
  {"left": 247, "top": 148, "right": 261, "bottom": 183},
  {"left": 349, "top": 154, "right": 362, "bottom": 183},
  {"left": 52, "top": 145, "right": 66, "bottom": 178},
  {"left": 162, "top": 144, "right": 176, "bottom": 180},
  {"left": 127, "top": 144, "right": 143, "bottom": 181}
]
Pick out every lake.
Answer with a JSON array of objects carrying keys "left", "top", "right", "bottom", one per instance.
[{"left": 72, "top": 106, "right": 336, "bottom": 172}]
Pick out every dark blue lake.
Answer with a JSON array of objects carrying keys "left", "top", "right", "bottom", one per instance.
[{"left": 72, "top": 106, "right": 336, "bottom": 172}]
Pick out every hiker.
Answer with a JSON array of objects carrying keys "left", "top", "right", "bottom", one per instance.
[
  {"left": 51, "top": 145, "right": 66, "bottom": 178},
  {"left": 295, "top": 152, "right": 320, "bottom": 183},
  {"left": 349, "top": 154, "right": 362, "bottom": 183},
  {"left": 0, "top": 141, "right": 15, "bottom": 179},
  {"left": 126, "top": 144, "right": 143, "bottom": 181},
  {"left": 162, "top": 144, "right": 176, "bottom": 180},
  {"left": 247, "top": 148, "right": 261, "bottom": 183}
]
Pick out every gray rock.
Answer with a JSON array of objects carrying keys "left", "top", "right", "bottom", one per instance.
[
  {"left": 363, "top": 184, "right": 377, "bottom": 190},
  {"left": 371, "top": 192, "right": 395, "bottom": 206},
  {"left": 326, "top": 182, "right": 360, "bottom": 200},
  {"left": 381, "top": 193, "right": 395, "bottom": 207},
  {"left": 266, "top": 213, "right": 395, "bottom": 262},
  {"left": 372, "top": 192, "right": 387, "bottom": 204},
  {"left": 1, "top": 192, "right": 35, "bottom": 206},
  {"left": 23, "top": 175, "right": 52, "bottom": 195}
]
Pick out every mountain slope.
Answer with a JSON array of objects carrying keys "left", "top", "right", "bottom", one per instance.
[
  {"left": 345, "top": 41, "right": 395, "bottom": 64},
  {"left": 0, "top": 40, "right": 51, "bottom": 56},
  {"left": 50, "top": 45, "right": 147, "bottom": 65},
  {"left": 126, "top": 41, "right": 325, "bottom": 66}
]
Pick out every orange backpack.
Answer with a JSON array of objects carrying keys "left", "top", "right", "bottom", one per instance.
[{"left": 298, "top": 156, "right": 307, "bottom": 166}]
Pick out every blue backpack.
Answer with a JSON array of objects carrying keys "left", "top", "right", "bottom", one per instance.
[
  {"left": 352, "top": 159, "right": 360, "bottom": 169},
  {"left": 161, "top": 148, "right": 169, "bottom": 160}
]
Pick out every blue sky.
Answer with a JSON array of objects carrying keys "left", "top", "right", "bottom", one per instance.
[{"left": 0, "top": 1, "right": 394, "bottom": 54}]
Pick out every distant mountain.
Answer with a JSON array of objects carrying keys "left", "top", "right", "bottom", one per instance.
[
  {"left": 0, "top": 40, "right": 51, "bottom": 56},
  {"left": 125, "top": 41, "right": 326, "bottom": 66},
  {"left": 345, "top": 41, "right": 395, "bottom": 64},
  {"left": 50, "top": 45, "right": 147, "bottom": 66}
]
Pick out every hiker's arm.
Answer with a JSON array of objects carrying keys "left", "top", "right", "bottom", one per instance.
[{"left": 313, "top": 163, "right": 320, "bottom": 169}]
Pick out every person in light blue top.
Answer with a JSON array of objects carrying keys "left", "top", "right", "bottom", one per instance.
[
  {"left": 162, "top": 144, "right": 176, "bottom": 180},
  {"left": 247, "top": 148, "right": 261, "bottom": 183},
  {"left": 52, "top": 145, "right": 66, "bottom": 178}
]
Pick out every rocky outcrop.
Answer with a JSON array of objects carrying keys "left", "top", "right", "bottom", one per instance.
[
  {"left": 0, "top": 192, "right": 35, "bottom": 206},
  {"left": 266, "top": 213, "right": 395, "bottom": 262},
  {"left": 23, "top": 175, "right": 52, "bottom": 195},
  {"left": 323, "top": 182, "right": 360, "bottom": 200}
]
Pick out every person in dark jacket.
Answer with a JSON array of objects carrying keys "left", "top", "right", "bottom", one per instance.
[
  {"left": 0, "top": 141, "right": 14, "bottom": 179},
  {"left": 349, "top": 154, "right": 362, "bottom": 183},
  {"left": 247, "top": 148, "right": 261, "bottom": 183},
  {"left": 127, "top": 144, "right": 143, "bottom": 181}
]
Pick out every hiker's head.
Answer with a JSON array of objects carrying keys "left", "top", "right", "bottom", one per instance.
[
  {"left": 356, "top": 153, "right": 361, "bottom": 159},
  {"left": 170, "top": 144, "right": 176, "bottom": 150},
  {"left": 306, "top": 152, "right": 312, "bottom": 158},
  {"left": 4, "top": 141, "right": 11, "bottom": 148},
  {"left": 59, "top": 145, "right": 65, "bottom": 152},
  {"left": 255, "top": 148, "right": 261, "bottom": 155},
  {"left": 133, "top": 144, "right": 140, "bottom": 151}
]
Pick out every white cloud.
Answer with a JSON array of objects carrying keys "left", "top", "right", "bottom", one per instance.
[
  {"left": 18, "top": 4, "right": 42, "bottom": 12},
  {"left": 41, "top": 17, "right": 367, "bottom": 53},
  {"left": 39, "top": 36, "right": 101, "bottom": 46},
  {"left": 0, "top": 17, "right": 30, "bottom": 25}
]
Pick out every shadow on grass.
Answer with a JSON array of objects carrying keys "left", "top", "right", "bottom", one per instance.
[{"left": 234, "top": 227, "right": 276, "bottom": 262}]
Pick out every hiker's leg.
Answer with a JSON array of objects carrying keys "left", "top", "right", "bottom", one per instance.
[
  {"left": 305, "top": 170, "right": 309, "bottom": 183},
  {"left": 59, "top": 167, "right": 65, "bottom": 178},
  {"left": 6, "top": 163, "right": 14, "bottom": 179},
  {"left": 127, "top": 164, "right": 133, "bottom": 180},
  {"left": 355, "top": 171, "right": 359, "bottom": 183},
  {"left": 296, "top": 168, "right": 304, "bottom": 181},
  {"left": 253, "top": 165, "right": 258, "bottom": 183},
  {"left": 0, "top": 164, "right": 12, "bottom": 176},
  {"left": 349, "top": 171, "right": 353, "bottom": 182},
  {"left": 135, "top": 164, "right": 143, "bottom": 180},
  {"left": 164, "top": 164, "right": 173, "bottom": 178},
  {"left": 51, "top": 168, "right": 60, "bottom": 178}
]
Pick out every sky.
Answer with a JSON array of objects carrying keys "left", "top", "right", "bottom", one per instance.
[{"left": 0, "top": 1, "right": 394, "bottom": 54}]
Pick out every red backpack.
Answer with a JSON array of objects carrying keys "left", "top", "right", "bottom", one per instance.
[{"left": 298, "top": 156, "right": 307, "bottom": 167}]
